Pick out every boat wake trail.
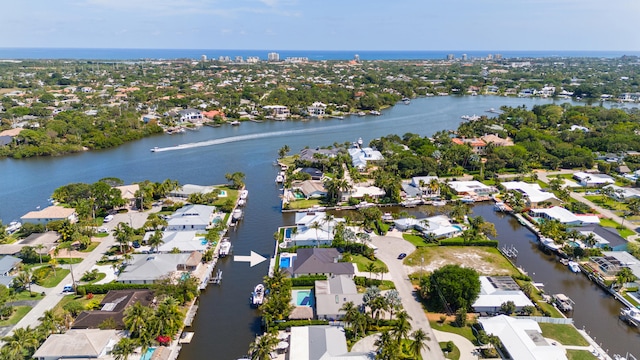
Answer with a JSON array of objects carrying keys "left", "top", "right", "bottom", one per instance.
[{"left": 152, "top": 114, "right": 424, "bottom": 152}]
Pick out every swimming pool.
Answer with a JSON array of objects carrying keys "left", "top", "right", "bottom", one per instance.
[
  {"left": 294, "top": 192, "right": 305, "bottom": 199},
  {"left": 279, "top": 253, "right": 296, "bottom": 269},
  {"left": 453, "top": 225, "right": 463, "bottom": 231},
  {"left": 199, "top": 237, "right": 208, "bottom": 245},
  {"left": 285, "top": 228, "right": 292, "bottom": 239},
  {"left": 218, "top": 190, "right": 228, "bottom": 197},
  {"left": 141, "top": 347, "right": 156, "bottom": 360},
  {"left": 292, "top": 289, "right": 314, "bottom": 307}
]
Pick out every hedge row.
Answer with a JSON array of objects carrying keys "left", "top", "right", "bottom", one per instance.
[
  {"left": 439, "top": 239, "right": 499, "bottom": 247},
  {"left": 274, "top": 319, "right": 328, "bottom": 330},
  {"left": 291, "top": 275, "right": 327, "bottom": 287},
  {"left": 77, "top": 283, "right": 153, "bottom": 294}
]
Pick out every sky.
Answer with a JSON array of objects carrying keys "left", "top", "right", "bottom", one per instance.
[{"left": 2, "top": 0, "right": 639, "bottom": 51}]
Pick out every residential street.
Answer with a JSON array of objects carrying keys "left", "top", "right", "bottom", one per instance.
[
  {"left": 2, "top": 209, "right": 155, "bottom": 339},
  {"left": 372, "top": 232, "right": 446, "bottom": 360}
]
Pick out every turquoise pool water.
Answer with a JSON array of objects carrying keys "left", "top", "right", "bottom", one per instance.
[
  {"left": 285, "top": 228, "right": 292, "bottom": 238},
  {"left": 569, "top": 241, "right": 580, "bottom": 247},
  {"left": 293, "top": 289, "right": 314, "bottom": 307},
  {"left": 453, "top": 225, "right": 463, "bottom": 231},
  {"left": 279, "top": 254, "right": 296, "bottom": 269},
  {"left": 294, "top": 192, "right": 305, "bottom": 199},
  {"left": 141, "top": 347, "right": 156, "bottom": 360},
  {"left": 200, "top": 237, "right": 208, "bottom": 245},
  {"left": 219, "top": 190, "right": 227, "bottom": 196}
]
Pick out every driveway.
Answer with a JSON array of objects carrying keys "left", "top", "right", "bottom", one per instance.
[{"left": 372, "top": 234, "right": 445, "bottom": 360}]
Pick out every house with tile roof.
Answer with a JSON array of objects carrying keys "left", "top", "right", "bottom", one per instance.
[
  {"left": 289, "top": 325, "right": 371, "bottom": 360},
  {"left": 117, "top": 252, "right": 202, "bottom": 284},
  {"left": 72, "top": 290, "right": 155, "bottom": 329},
  {"left": 21, "top": 205, "right": 78, "bottom": 225},
  {"left": 289, "top": 248, "right": 354, "bottom": 278},
  {"left": 451, "top": 137, "right": 487, "bottom": 154},
  {"left": 33, "top": 329, "right": 120, "bottom": 360},
  {"left": 314, "top": 275, "right": 363, "bottom": 320}
]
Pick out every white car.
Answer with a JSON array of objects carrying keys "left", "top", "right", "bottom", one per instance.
[
  {"left": 103, "top": 215, "right": 114, "bottom": 223},
  {"left": 97, "top": 227, "right": 109, "bottom": 233}
]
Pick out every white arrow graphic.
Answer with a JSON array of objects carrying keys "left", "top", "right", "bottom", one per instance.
[{"left": 234, "top": 251, "right": 267, "bottom": 267}]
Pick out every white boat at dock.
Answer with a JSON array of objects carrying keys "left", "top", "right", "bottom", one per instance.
[
  {"left": 402, "top": 97, "right": 411, "bottom": 104},
  {"left": 568, "top": 261, "right": 581, "bottom": 273},
  {"left": 252, "top": 284, "right": 265, "bottom": 306},
  {"left": 431, "top": 200, "right": 447, "bottom": 206},
  {"left": 232, "top": 209, "right": 243, "bottom": 222},
  {"left": 369, "top": 110, "right": 381, "bottom": 116},
  {"left": 381, "top": 213, "right": 394, "bottom": 222},
  {"left": 357, "top": 111, "right": 366, "bottom": 116},
  {"left": 460, "top": 196, "right": 475, "bottom": 204},
  {"left": 539, "top": 237, "right": 562, "bottom": 251},
  {"left": 460, "top": 114, "right": 480, "bottom": 121},
  {"left": 553, "top": 293, "right": 574, "bottom": 312},
  {"left": 237, "top": 199, "right": 246, "bottom": 207},
  {"left": 229, "top": 120, "right": 240, "bottom": 126},
  {"left": 275, "top": 174, "right": 284, "bottom": 183},
  {"left": 240, "top": 190, "right": 248, "bottom": 200},
  {"left": 355, "top": 201, "right": 375, "bottom": 209},
  {"left": 620, "top": 307, "right": 640, "bottom": 327},
  {"left": 218, "top": 239, "right": 231, "bottom": 257},
  {"left": 5, "top": 221, "right": 21, "bottom": 234}
]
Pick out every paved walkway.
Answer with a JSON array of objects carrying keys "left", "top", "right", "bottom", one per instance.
[
  {"left": 432, "top": 329, "right": 477, "bottom": 360},
  {"left": 372, "top": 234, "right": 445, "bottom": 360}
]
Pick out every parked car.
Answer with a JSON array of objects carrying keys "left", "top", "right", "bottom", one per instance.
[
  {"left": 103, "top": 214, "right": 114, "bottom": 223},
  {"left": 397, "top": 253, "right": 407, "bottom": 260},
  {"left": 132, "top": 241, "right": 141, "bottom": 248},
  {"left": 97, "top": 227, "right": 108, "bottom": 233}
]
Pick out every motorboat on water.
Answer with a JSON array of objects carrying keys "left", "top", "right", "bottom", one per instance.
[
  {"left": 620, "top": 307, "right": 640, "bottom": 327},
  {"left": 355, "top": 201, "right": 375, "bottom": 209},
  {"left": 275, "top": 174, "right": 284, "bottom": 183},
  {"left": 240, "top": 190, "right": 249, "bottom": 200},
  {"left": 237, "top": 199, "right": 246, "bottom": 207},
  {"left": 402, "top": 97, "right": 411, "bottom": 104},
  {"left": 5, "top": 221, "right": 21, "bottom": 234},
  {"left": 381, "top": 213, "right": 394, "bottom": 222},
  {"left": 232, "top": 209, "right": 243, "bottom": 222},
  {"left": 252, "top": 284, "right": 265, "bottom": 306},
  {"left": 553, "top": 293, "right": 574, "bottom": 312},
  {"left": 460, "top": 196, "right": 475, "bottom": 204},
  {"left": 369, "top": 110, "right": 381, "bottom": 116},
  {"left": 568, "top": 261, "right": 581, "bottom": 273},
  {"left": 218, "top": 239, "right": 231, "bottom": 257},
  {"left": 150, "top": 147, "right": 159, "bottom": 152}
]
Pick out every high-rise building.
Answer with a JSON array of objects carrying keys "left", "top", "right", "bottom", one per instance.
[
  {"left": 495, "top": 54, "right": 503, "bottom": 60},
  {"left": 354, "top": 54, "right": 360, "bottom": 62},
  {"left": 201, "top": 55, "right": 207, "bottom": 62},
  {"left": 235, "top": 56, "right": 243, "bottom": 63},
  {"left": 462, "top": 54, "right": 468, "bottom": 61},
  {"left": 268, "top": 52, "right": 280, "bottom": 62},
  {"left": 446, "top": 54, "right": 454, "bottom": 60},
  {"left": 487, "top": 54, "right": 493, "bottom": 60}
]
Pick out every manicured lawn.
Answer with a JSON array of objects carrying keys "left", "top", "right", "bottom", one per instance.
[
  {"left": 583, "top": 195, "right": 627, "bottom": 211},
  {"left": 83, "top": 272, "right": 107, "bottom": 285},
  {"left": 599, "top": 218, "right": 635, "bottom": 238},
  {"left": 53, "top": 294, "right": 107, "bottom": 317},
  {"left": 403, "top": 233, "right": 427, "bottom": 247},
  {"left": 94, "top": 232, "right": 109, "bottom": 238},
  {"left": 286, "top": 199, "right": 322, "bottom": 210},
  {"left": 0, "top": 306, "right": 32, "bottom": 326},
  {"left": 567, "top": 349, "right": 598, "bottom": 360},
  {"left": 11, "top": 290, "right": 45, "bottom": 301},
  {"left": 539, "top": 323, "right": 589, "bottom": 346},
  {"left": 213, "top": 186, "right": 238, "bottom": 206},
  {"left": 429, "top": 320, "right": 476, "bottom": 344},
  {"left": 623, "top": 292, "right": 640, "bottom": 307},
  {"left": 80, "top": 241, "right": 101, "bottom": 252},
  {"left": 56, "top": 258, "right": 84, "bottom": 265},
  {"left": 346, "top": 254, "right": 388, "bottom": 273},
  {"left": 439, "top": 342, "right": 460, "bottom": 360},
  {"left": 40, "top": 268, "right": 70, "bottom": 288}
]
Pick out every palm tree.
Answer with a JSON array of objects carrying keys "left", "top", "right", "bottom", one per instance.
[
  {"left": 147, "top": 229, "right": 164, "bottom": 253},
  {"left": 15, "top": 268, "right": 33, "bottom": 294},
  {"left": 384, "top": 290, "right": 401, "bottom": 320},
  {"left": 113, "top": 222, "right": 133, "bottom": 254},
  {"left": 248, "top": 333, "right": 278, "bottom": 360},
  {"left": 2, "top": 325, "right": 40, "bottom": 359},
  {"left": 393, "top": 310, "right": 413, "bottom": 344},
  {"left": 409, "top": 329, "right": 430, "bottom": 358},
  {"left": 323, "top": 213, "right": 335, "bottom": 238},
  {"left": 155, "top": 297, "right": 184, "bottom": 337},
  {"left": 112, "top": 337, "right": 137, "bottom": 360},
  {"left": 310, "top": 221, "right": 322, "bottom": 248},
  {"left": 144, "top": 212, "right": 167, "bottom": 230},
  {"left": 124, "top": 302, "right": 152, "bottom": 337},
  {"left": 39, "top": 309, "right": 62, "bottom": 335},
  {"left": 366, "top": 262, "right": 377, "bottom": 280},
  {"left": 34, "top": 243, "right": 45, "bottom": 264},
  {"left": 375, "top": 330, "right": 400, "bottom": 360}
]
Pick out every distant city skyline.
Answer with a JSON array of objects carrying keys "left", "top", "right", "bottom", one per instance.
[{"left": 3, "top": 0, "right": 639, "bottom": 51}]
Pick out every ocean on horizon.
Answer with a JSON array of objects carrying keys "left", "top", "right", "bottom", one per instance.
[{"left": 0, "top": 48, "right": 638, "bottom": 61}]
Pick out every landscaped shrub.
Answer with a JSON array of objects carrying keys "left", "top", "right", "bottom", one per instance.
[
  {"left": 274, "top": 319, "right": 328, "bottom": 330},
  {"left": 77, "top": 283, "right": 152, "bottom": 294},
  {"left": 439, "top": 239, "right": 498, "bottom": 247},
  {"left": 291, "top": 275, "right": 327, "bottom": 287}
]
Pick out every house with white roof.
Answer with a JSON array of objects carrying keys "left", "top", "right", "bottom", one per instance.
[
  {"left": 21, "top": 205, "right": 78, "bottom": 225},
  {"left": 529, "top": 206, "right": 600, "bottom": 226},
  {"left": 292, "top": 180, "right": 327, "bottom": 199},
  {"left": 473, "top": 276, "right": 534, "bottom": 313},
  {"left": 447, "top": 180, "right": 498, "bottom": 197},
  {"left": 263, "top": 105, "right": 290, "bottom": 119},
  {"left": 307, "top": 102, "right": 327, "bottom": 117},
  {"left": 178, "top": 108, "right": 203, "bottom": 123},
  {"left": 117, "top": 252, "right": 202, "bottom": 284},
  {"left": 143, "top": 230, "right": 208, "bottom": 253},
  {"left": 166, "top": 204, "right": 217, "bottom": 231},
  {"left": 33, "top": 329, "right": 120, "bottom": 360},
  {"left": 502, "top": 181, "right": 560, "bottom": 208},
  {"left": 347, "top": 185, "right": 385, "bottom": 200},
  {"left": 314, "top": 275, "right": 364, "bottom": 320},
  {"left": 289, "top": 325, "right": 371, "bottom": 360},
  {"left": 408, "top": 176, "right": 440, "bottom": 198},
  {"left": 572, "top": 172, "right": 615, "bottom": 187},
  {"left": 604, "top": 184, "right": 640, "bottom": 201},
  {"left": 168, "top": 184, "right": 220, "bottom": 198},
  {"left": 393, "top": 215, "right": 463, "bottom": 239},
  {"left": 478, "top": 315, "right": 568, "bottom": 360},
  {"left": 348, "top": 146, "right": 384, "bottom": 170},
  {"left": 286, "top": 211, "right": 343, "bottom": 247}
]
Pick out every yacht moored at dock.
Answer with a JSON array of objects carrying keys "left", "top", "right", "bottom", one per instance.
[
  {"left": 252, "top": 284, "right": 264, "bottom": 307},
  {"left": 568, "top": 261, "right": 581, "bottom": 273},
  {"left": 218, "top": 239, "right": 231, "bottom": 257},
  {"left": 232, "top": 209, "right": 244, "bottom": 222},
  {"left": 620, "top": 307, "right": 640, "bottom": 327},
  {"left": 240, "top": 189, "right": 248, "bottom": 200},
  {"left": 553, "top": 293, "right": 575, "bottom": 312}
]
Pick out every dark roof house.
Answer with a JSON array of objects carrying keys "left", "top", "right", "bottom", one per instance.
[
  {"left": 290, "top": 248, "right": 354, "bottom": 278},
  {"left": 72, "top": 289, "right": 155, "bottom": 329}
]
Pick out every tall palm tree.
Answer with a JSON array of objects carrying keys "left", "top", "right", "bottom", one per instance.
[
  {"left": 366, "top": 262, "right": 377, "bottom": 280},
  {"left": 112, "top": 337, "right": 137, "bottom": 360},
  {"left": 34, "top": 243, "right": 45, "bottom": 264},
  {"left": 2, "top": 325, "right": 40, "bottom": 359},
  {"left": 39, "top": 309, "right": 62, "bottom": 336},
  {"left": 16, "top": 268, "right": 33, "bottom": 294},
  {"left": 310, "top": 221, "right": 322, "bottom": 248},
  {"left": 375, "top": 330, "right": 400, "bottom": 360},
  {"left": 123, "top": 302, "right": 152, "bottom": 337},
  {"left": 113, "top": 222, "right": 133, "bottom": 254},
  {"left": 147, "top": 229, "right": 164, "bottom": 253},
  {"left": 248, "top": 333, "right": 278, "bottom": 360},
  {"left": 155, "top": 297, "right": 184, "bottom": 336},
  {"left": 393, "top": 310, "right": 413, "bottom": 344},
  {"left": 409, "top": 329, "right": 430, "bottom": 358}
]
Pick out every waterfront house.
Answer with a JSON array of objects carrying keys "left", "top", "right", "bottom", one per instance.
[
  {"left": 478, "top": 316, "right": 568, "bottom": 360},
  {"left": 347, "top": 184, "right": 385, "bottom": 200},
  {"left": 576, "top": 225, "right": 628, "bottom": 250},
  {"left": 288, "top": 325, "right": 371, "bottom": 360},
  {"left": 21, "top": 205, "right": 78, "bottom": 225},
  {"left": 314, "top": 275, "right": 364, "bottom": 320},
  {"left": 451, "top": 137, "right": 487, "bottom": 154},
  {"left": 33, "top": 329, "right": 120, "bottom": 360},
  {"left": 447, "top": 180, "right": 498, "bottom": 197},
  {"left": 307, "top": 102, "right": 327, "bottom": 117},
  {"left": 117, "top": 252, "right": 202, "bottom": 284},
  {"left": 292, "top": 180, "right": 327, "bottom": 200},
  {"left": 298, "top": 148, "right": 339, "bottom": 162},
  {"left": 289, "top": 248, "right": 354, "bottom": 278},
  {"left": 263, "top": 105, "right": 290, "bottom": 119},
  {"left": 178, "top": 108, "right": 203, "bottom": 123},
  {"left": 72, "top": 289, "right": 155, "bottom": 329},
  {"left": 114, "top": 184, "right": 139, "bottom": 209},
  {"left": 146, "top": 230, "right": 208, "bottom": 253},
  {"left": 572, "top": 172, "right": 615, "bottom": 187},
  {"left": 168, "top": 184, "right": 220, "bottom": 199},
  {"left": 286, "top": 212, "right": 342, "bottom": 247},
  {"left": 501, "top": 181, "right": 560, "bottom": 208},
  {"left": 472, "top": 276, "right": 534, "bottom": 314},
  {"left": 596, "top": 251, "right": 640, "bottom": 284},
  {"left": 480, "top": 134, "right": 514, "bottom": 147},
  {"left": 0, "top": 255, "right": 22, "bottom": 276},
  {"left": 347, "top": 146, "right": 384, "bottom": 171},
  {"left": 529, "top": 206, "right": 600, "bottom": 226},
  {"left": 166, "top": 204, "right": 217, "bottom": 231},
  {"left": 393, "top": 215, "right": 463, "bottom": 239},
  {"left": 409, "top": 176, "right": 441, "bottom": 198},
  {"left": 299, "top": 167, "right": 324, "bottom": 180}
]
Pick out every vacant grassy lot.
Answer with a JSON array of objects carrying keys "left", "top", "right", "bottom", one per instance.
[
  {"left": 405, "top": 246, "right": 518, "bottom": 276},
  {"left": 0, "top": 306, "right": 32, "bottom": 326},
  {"left": 539, "top": 323, "right": 589, "bottom": 346},
  {"left": 567, "top": 350, "right": 598, "bottom": 360}
]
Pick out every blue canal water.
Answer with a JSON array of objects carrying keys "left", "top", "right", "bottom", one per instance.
[{"left": 1, "top": 96, "right": 638, "bottom": 358}]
